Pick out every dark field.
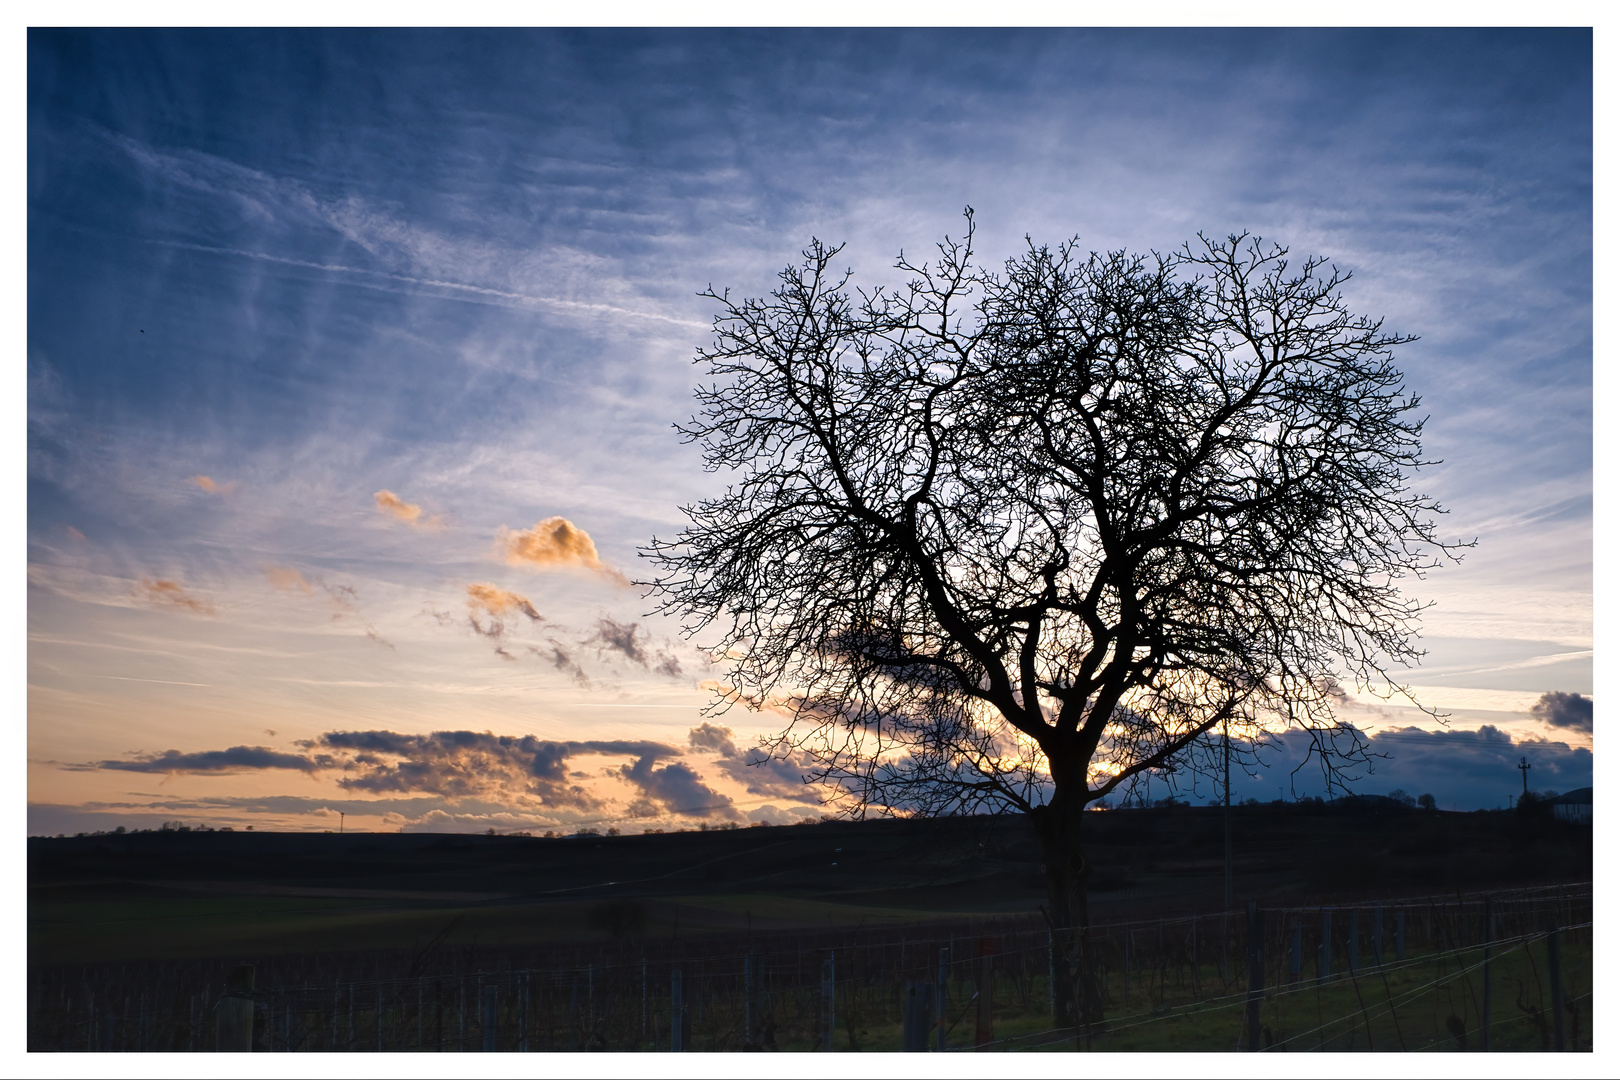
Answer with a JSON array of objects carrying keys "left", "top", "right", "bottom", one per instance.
[{"left": 29, "top": 806, "right": 1592, "bottom": 1052}]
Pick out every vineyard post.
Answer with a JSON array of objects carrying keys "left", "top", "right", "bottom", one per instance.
[
  {"left": 670, "top": 967, "right": 684, "bottom": 1052},
  {"left": 1547, "top": 927, "right": 1566, "bottom": 1051},
  {"left": 1244, "top": 902, "right": 1262, "bottom": 1051},
  {"left": 974, "top": 937, "right": 994, "bottom": 1050},
  {"left": 215, "top": 965, "right": 254, "bottom": 1052},
  {"left": 820, "top": 955, "right": 835, "bottom": 1051},
  {"left": 1289, "top": 923, "right": 1301, "bottom": 985},
  {"left": 1481, "top": 898, "right": 1494, "bottom": 1052},
  {"left": 1319, "top": 909, "right": 1333, "bottom": 981},
  {"left": 1395, "top": 910, "right": 1406, "bottom": 961},
  {"left": 1373, "top": 906, "right": 1384, "bottom": 966},
  {"left": 1348, "top": 909, "right": 1360, "bottom": 974},
  {"left": 936, "top": 948, "right": 948, "bottom": 1051},
  {"left": 481, "top": 983, "right": 498, "bottom": 1051}
]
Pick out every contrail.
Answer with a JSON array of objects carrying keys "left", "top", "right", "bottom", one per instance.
[
  {"left": 88, "top": 675, "right": 209, "bottom": 686},
  {"left": 148, "top": 238, "right": 706, "bottom": 329}
]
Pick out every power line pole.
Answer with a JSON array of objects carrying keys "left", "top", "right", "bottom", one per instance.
[{"left": 1518, "top": 757, "right": 1532, "bottom": 797}]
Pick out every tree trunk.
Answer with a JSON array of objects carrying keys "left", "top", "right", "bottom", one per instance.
[{"left": 1030, "top": 789, "right": 1105, "bottom": 1044}]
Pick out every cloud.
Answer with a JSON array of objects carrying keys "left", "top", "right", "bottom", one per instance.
[
  {"left": 467, "top": 583, "right": 542, "bottom": 622},
  {"left": 616, "top": 756, "right": 738, "bottom": 820},
  {"left": 588, "top": 617, "right": 683, "bottom": 678},
  {"left": 84, "top": 745, "right": 328, "bottom": 774},
  {"left": 688, "top": 722, "right": 739, "bottom": 757},
  {"left": 373, "top": 489, "right": 442, "bottom": 527},
  {"left": 64, "top": 525, "right": 87, "bottom": 543},
  {"left": 534, "top": 640, "right": 590, "bottom": 686},
  {"left": 133, "top": 578, "right": 215, "bottom": 616},
  {"left": 1530, "top": 691, "right": 1592, "bottom": 734},
  {"left": 365, "top": 626, "right": 395, "bottom": 649},
  {"left": 306, "top": 730, "right": 683, "bottom": 808},
  {"left": 711, "top": 746, "right": 824, "bottom": 804},
  {"left": 190, "top": 475, "right": 236, "bottom": 494},
  {"left": 500, "top": 517, "right": 628, "bottom": 585},
  {"left": 264, "top": 565, "right": 314, "bottom": 593}
]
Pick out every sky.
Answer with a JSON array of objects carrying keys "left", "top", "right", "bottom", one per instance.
[{"left": 26, "top": 28, "right": 1592, "bottom": 835}]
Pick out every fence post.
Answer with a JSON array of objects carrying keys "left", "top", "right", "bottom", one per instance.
[
  {"left": 481, "top": 983, "right": 498, "bottom": 1052},
  {"left": 936, "top": 947, "right": 948, "bottom": 1052},
  {"left": 216, "top": 965, "right": 254, "bottom": 1052},
  {"left": 1047, "top": 930, "right": 1055, "bottom": 1024},
  {"left": 1373, "top": 906, "right": 1384, "bottom": 966},
  {"left": 1289, "top": 923, "right": 1302, "bottom": 984},
  {"left": 1348, "top": 909, "right": 1360, "bottom": 974},
  {"left": 975, "top": 937, "right": 994, "bottom": 1050},
  {"left": 1244, "top": 902, "right": 1263, "bottom": 1052},
  {"left": 1395, "top": 909, "right": 1406, "bottom": 961},
  {"left": 1547, "top": 927, "right": 1566, "bottom": 1051},
  {"left": 820, "top": 954, "right": 835, "bottom": 1051},
  {"left": 1319, "top": 909, "right": 1333, "bottom": 981},
  {"left": 1481, "top": 898, "right": 1494, "bottom": 1052},
  {"left": 743, "top": 955, "right": 754, "bottom": 1049},
  {"left": 670, "top": 967, "right": 684, "bottom": 1052},
  {"left": 902, "top": 981, "right": 934, "bottom": 1052}
]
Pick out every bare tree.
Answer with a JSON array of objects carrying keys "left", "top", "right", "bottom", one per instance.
[{"left": 644, "top": 210, "right": 1463, "bottom": 1028}]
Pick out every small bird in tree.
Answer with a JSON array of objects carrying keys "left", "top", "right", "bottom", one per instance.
[{"left": 644, "top": 209, "right": 1465, "bottom": 1030}]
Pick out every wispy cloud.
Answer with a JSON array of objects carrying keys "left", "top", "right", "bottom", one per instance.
[
  {"left": 79, "top": 745, "right": 328, "bottom": 774},
  {"left": 263, "top": 564, "right": 313, "bottom": 593},
  {"left": 500, "top": 517, "right": 628, "bottom": 586},
  {"left": 190, "top": 475, "right": 236, "bottom": 495},
  {"left": 132, "top": 578, "right": 214, "bottom": 617},
  {"left": 373, "top": 489, "right": 442, "bottom": 528}
]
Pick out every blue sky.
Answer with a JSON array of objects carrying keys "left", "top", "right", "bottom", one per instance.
[{"left": 27, "top": 29, "right": 1592, "bottom": 833}]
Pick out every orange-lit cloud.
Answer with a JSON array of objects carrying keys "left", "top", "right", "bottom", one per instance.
[
  {"left": 373, "top": 489, "right": 443, "bottom": 527},
  {"left": 263, "top": 565, "right": 314, "bottom": 593},
  {"left": 467, "top": 583, "right": 543, "bottom": 621},
  {"left": 64, "top": 526, "right": 87, "bottom": 543},
  {"left": 191, "top": 475, "right": 237, "bottom": 494},
  {"left": 133, "top": 578, "right": 216, "bottom": 616},
  {"left": 500, "top": 517, "right": 628, "bottom": 585}
]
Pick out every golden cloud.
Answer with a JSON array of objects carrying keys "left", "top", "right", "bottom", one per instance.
[
  {"left": 373, "top": 489, "right": 422, "bottom": 523},
  {"left": 263, "top": 565, "right": 314, "bottom": 593},
  {"left": 191, "top": 475, "right": 237, "bottom": 494},
  {"left": 500, "top": 517, "right": 628, "bottom": 586},
  {"left": 134, "top": 578, "right": 215, "bottom": 617},
  {"left": 467, "top": 583, "right": 542, "bottom": 621}
]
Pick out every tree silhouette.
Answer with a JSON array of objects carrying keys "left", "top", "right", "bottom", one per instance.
[{"left": 645, "top": 210, "right": 1463, "bottom": 1028}]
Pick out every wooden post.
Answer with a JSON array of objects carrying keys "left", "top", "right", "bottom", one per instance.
[
  {"left": 670, "top": 967, "right": 684, "bottom": 1052},
  {"left": 1319, "top": 909, "right": 1332, "bottom": 980},
  {"left": 1481, "top": 898, "right": 1494, "bottom": 1052},
  {"left": 1395, "top": 909, "right": 1406, "bottom": 961},
  {"left": 481, "top": 983, "right": 498, "bottom": 1051},
  {"left": 1348, "top": 909, "right": 1360, "bottom": 974},
  {"left": 1373, "top": 906, "right": 1384, "bottom": 966},
  {"left": 1122, "top": 930, "right": 1131, "bottom": 1007},
  {"left": 1047, "top": 930, "right": 1056, "bottom": 1024},
  {"left": 743, "top": 954, "right": 755, "bottom": 1049},
  {"left": 975, "top": 937, "right": 994, "bottom": 1050},
  {"left": 820, "top": 955, "right": 835, "bottom": 1051},
  {"left": 936, "top": 947, "right": 948, "bottom": 1051},
  {"left": 1547, "top": 928, "right": 1566, "bottom": 1051},
  {"left": 1289, "top": 923, "right": 1302, "bottom": 984},
  {"left": 216, "top": 965, "right": 254, "bottom": 1052},
  {"left": 901, "top": 981, "right": 933, "bottom": 1051},
  {"left": 1244, "top": 902, "right": 1263, "bottom": 1052}
]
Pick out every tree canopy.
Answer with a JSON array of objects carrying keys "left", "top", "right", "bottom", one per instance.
[{"left": 649, "top": 213, "right": 1460, "bottom": 828}]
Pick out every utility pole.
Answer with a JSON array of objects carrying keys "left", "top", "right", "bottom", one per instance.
[
  {"left": 1518, "top": 757, "right": 1532, "bottom": 797},
  {"left": 339, "top": 812, "right": 345, "bottom": 834}
]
